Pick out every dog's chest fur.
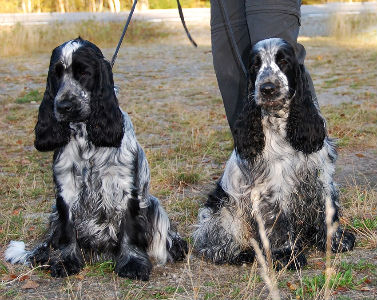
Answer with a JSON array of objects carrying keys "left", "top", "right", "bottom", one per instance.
[
  {"left": 226, "top": 114, "right": 335, "bottom": 216},
  {"left": 219, "top": 115, "right": 336, "bottom": 246},
  {"left": 258, "top": 116, "right": 324, "bottom": 208},
  {"left": 53, "top": 123, "right": 135, "bottom": 250}
]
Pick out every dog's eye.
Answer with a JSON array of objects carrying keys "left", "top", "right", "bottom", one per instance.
[
  {"left": 278, "top": 59, "right": 288, "bottom": 67},
  {"left": 253, "top": 57, "right": 262, "bottom": 69},
  {"left": 79, "top": 71, "right": 90, "bottom": 77},
  {"left": 55, "top": 63, "right": 64, "bottom": 78}
]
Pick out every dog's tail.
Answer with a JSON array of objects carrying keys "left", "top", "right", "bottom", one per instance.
[
  {"left": 147, "top": 196, "right": 187, "bottom": 264},
  {"left": 148, "top": 196, "right": 171, "bottom": 264},
  {"left": 5, "top": 240, "right": 51, "bottom": 267},
  {"left": 148, "top": 196, "right": 188, "bottom": 264},
  {"left": 5, "top": 241, "right": 32, "bottom": 265}
]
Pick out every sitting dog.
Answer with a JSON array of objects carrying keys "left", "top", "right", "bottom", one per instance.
[
  {"left": 193, "top": 38, "right": 355, "bottom": 269},
  {"left": 5, "top": 38, "right": 187, "bottom": 280}
]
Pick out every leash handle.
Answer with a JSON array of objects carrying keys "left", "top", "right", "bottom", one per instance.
[
  {"left": 111, "top": 0, "right": 138, "bottom": 68},
  {"left": 176, "top": 0, "right": 197, "bottom": 47}
]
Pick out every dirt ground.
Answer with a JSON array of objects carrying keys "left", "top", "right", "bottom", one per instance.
[{"left": 0, "top": 22, "right": 376, "bottom": 300}]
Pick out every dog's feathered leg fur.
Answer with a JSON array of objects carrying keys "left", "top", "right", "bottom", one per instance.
[
  {"left": 46, "top": 195, "right": 84, "bottom": 277},
  {"left": 115, "top": 195, "right": 152, "bottom": 281},
  {"left": 252, "top": 189, "right": 307, "bottom": 270}
]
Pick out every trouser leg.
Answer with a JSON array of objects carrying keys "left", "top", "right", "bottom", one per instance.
[
  {"left": 210, "top": 0, "right": 249, "bottom": 133},
  {"left": 245, "top": 0, "right": 301, "bottom": 49}
]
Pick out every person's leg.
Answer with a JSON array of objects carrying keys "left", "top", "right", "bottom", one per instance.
[
  {"left": 246, "top": 0, "right": 301, "bottom": 49},
  {"left": 210, "top": 0, "right": 250, "bottom": 133}
]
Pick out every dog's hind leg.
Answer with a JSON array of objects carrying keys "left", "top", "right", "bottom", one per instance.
[
  {"left": 167, "top": 229, "right": 188, "bottom": 262},
  {"left": 193, "top": 181, "right": 254, "bottom": 264},
  {"left": 193, "top": 207, "right": 255, "bottom": 264}
]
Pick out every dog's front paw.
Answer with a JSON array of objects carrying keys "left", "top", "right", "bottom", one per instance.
[
  {"left": 115, "top": 256, "right": 152, "bottom": 281},
  {"left": 332, "top": 228, "right": 355, "bottom": 253},
  {"left": 168, "top": 237, "right": 188, "bottom": 261},
  {"left": 50, "top": 257, "right": 83, "bottom": 278}
]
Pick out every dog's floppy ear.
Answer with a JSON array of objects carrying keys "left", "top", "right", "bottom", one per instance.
[
  {"left": 286, "top": 64, "right": 326, "bottom": 154},
  {"left": 34, "top": 57, "right": 70, "bottom": 152},
  {"left": 233, "top": 100, "right": 265, "bottom": 161},
  {"left": 86, "top": 57, "right": 124, "bottom": 148},
  {"left": 233, "top": 74, "right": 265, "bottom": 161}
]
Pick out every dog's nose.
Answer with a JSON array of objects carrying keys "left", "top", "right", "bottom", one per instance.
[
  {"left": 56, "top": 100, "right": 73, "bottom": 114},
  {"left": 260, "top": 82, "right": 277, "bottom": 97}
]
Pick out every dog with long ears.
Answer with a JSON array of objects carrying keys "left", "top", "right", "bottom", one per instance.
[
  {"left": 5, "top": 38, "right": 187, "bottom": 280},
  {"left": 193, "top": 38, "right": 355, "bottom": 269}
]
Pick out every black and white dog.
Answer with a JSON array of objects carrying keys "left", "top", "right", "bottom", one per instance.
[
  {"left": 5, "top": 38, "right": 187, "bottom": 280},
  {"left": 193, "top": 38, "right": 355, "bottom": 269}
]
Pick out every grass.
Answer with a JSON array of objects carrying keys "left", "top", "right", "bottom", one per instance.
[
  {"left": 1, "top": 14, "right": 377, "bottom": 300},
  {"left": 85, "top": 261, "right": 115, "bottom": 277},
  {"left": 322, "top": 78, "right": 342, "bottom": 89},
  {"left": 322, "top": 102, "right": 377, "bottom": 149},
  {"left": 340, "top": 260, "right": 377, "bottom": 272},
  {"left": 286, "top": 258, "right": 376, "bottom": 299},
  {"left": 330, "top": 12, "right": 377, "bottom": 39},
  {"left": 295, "top": 270, "right": 355, "bottom": 299},
  {"left": 341, "top": 185, "right": 377, "bottom": 249},
  {"left": 0, "top": 0, "right": 210, "bottom": 13},
  {"left": 352, "top": 217, "right": 377, "bottom": 231},
  {"left": 0, "top": 20, "right": 174, "bottom": 57},
  {"left": 15, "top": 90, "right": 42, "bottom": 104}
]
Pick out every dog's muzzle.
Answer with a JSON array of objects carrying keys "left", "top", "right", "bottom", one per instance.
[
  {"left": 54, "top": 78, "right": 90, "bottom": 122},
  {"left": 258, "top": 81, "right": 283, "bottom": 106}
]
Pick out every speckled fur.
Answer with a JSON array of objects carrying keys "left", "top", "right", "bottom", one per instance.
[
  {"left": 5, "top": 38, "right": 187, "bottom": 280},
  {"left": 193, "top": 38, "right": 355, "bottom": 268}
]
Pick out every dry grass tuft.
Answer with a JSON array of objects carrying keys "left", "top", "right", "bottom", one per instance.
[
  {"left": 342, "top": 185, "right": 377, "bottom": 249},
  {"left": 322, "top": 102, "right": 377, "bottom": 150},
  {"left": 0, "top": 20, "right": 174, "bottom": 57},
  {"left": 330, "top": 12, "right": 377, "bottom": 40}
]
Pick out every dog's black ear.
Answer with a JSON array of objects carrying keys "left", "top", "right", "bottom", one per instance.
[
  {"left": 233, "top": 73, "right": 265, "bottom": 161},
  {"left": 87, "top": 58, "right": 124, "bottom": 147},
  {"left": 286, "top": 65, "right": 326, "bottom": 154},
  {"left": 34, "top": 63, "right": 70, "bottom": 152},
  {"left": 233, "top": 100, "right": 264, "bottom": 161}
]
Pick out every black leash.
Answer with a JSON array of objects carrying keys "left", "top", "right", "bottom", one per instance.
[
  {"left": 176, "top": 0, "right": 197, "bottom": 47},
  {"left": 111, "top": 0, "right": 138, "bottom": 68},
  {"left": 111, "top": 0, "right": 197, "bottom": 68}
]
